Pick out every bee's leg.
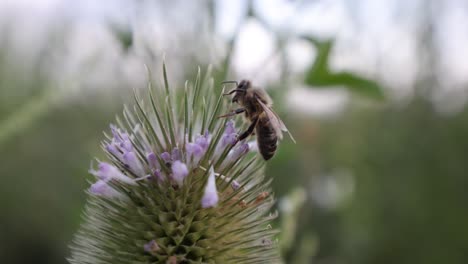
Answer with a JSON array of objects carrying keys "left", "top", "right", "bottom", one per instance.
[
  {"left": 236, "top": 117, "right": 259, "bottom": 143},
  {"left": 218, "top": 108, "right": 245, "bottom": 118}
]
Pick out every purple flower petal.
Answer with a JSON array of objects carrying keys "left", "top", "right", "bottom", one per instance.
[
  {"left": 201, "top": 167, "right": 219, "bottom": 208},
  {"left": 171, "top": 160, "right": 188, "bottom": 186},
  {"left": 147, "top": 152, "right": 159, "bottom": 169},
  {"left": 89, "top": 162, "right": 135, "bottom": 185},
  {"left": 187, "top": 143, "right": 203, "bottom": 158},
  {"left": 214, "top": 129, "right": 237, "bottom": 160},
  {"left": 110, "top": 124, "right": 130, "bottom": 142},
  {"left": 219, "top": 143, "right": 250, "bottom": 170},
  {"left": 160, "top": 152, "right": 171, "bottom": 163},
  {"left": 120, "top": 132, "right": 130, "bottom": 140},
  {"left": 91, "top": 162, "right": 115, "bottom": 180},
  {"left": 89, "top": 180, "right": 121, "bottom": 197},
  {"left": 123, "top": 151, "right": 146, "bottom": 176},
  {"left": 225, "top": 120, "right": 236, "bottom": 134},
  {"left": 195, "top": 134, "right": 210, "bottom": 150},
  {"left": 120, "top": 139, "right": 133, "bottom": 152},
  {"left": 231, "top": 180, "right": 240, "bottom": 190},
  {"left": 171, "top": 148, "right": 181, "bottom": 161},
  {"left": 186, "top": 143, "right": 204, "bottom": 167},
  {"left": 218, "top": 121, "right": 238, "bottom": 148},
  {"left": 106, "top": 143, "right": 122, "bottom": 158},
  {"left": 110, "top": 124, "right": 120, "bottom": 139},
  {"left": 221, "top": 133, "right": 237, "bottom": 147},
  {"left": 143, "top": 240, "right": 160, "bottom": 254},
  {"left": 153, "top": 169, "right": 164, "bottom": 182},
  {"left": 231, "top": 143, "right": 250, "bottom": 160}
]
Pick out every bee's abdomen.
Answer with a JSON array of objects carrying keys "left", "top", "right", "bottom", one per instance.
[{"left": 256, "top": 117, "right": 277, "bottom": 160}]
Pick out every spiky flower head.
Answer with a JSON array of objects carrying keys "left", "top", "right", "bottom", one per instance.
[{"left": 69, "top": 64, "right": 280, "bottom": 264}]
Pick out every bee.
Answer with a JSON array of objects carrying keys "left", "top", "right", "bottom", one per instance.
[{"left": 219, "top": 80, "right": 295, "bottom": 160}]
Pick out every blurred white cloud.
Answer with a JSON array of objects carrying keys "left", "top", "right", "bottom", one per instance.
[
  {"left": 287, "top": 86, "right": 349, "bottom": 117},
  {"left": 231, "top": 19, "right": 279, "bottom": 84}
]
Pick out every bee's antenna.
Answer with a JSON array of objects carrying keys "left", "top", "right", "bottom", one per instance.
[
  {"left": 223, "top": 89, "right": 246, "bottom": 96},
  {"left": 221, "top": 80, "right": 239, "bottom": 87}
]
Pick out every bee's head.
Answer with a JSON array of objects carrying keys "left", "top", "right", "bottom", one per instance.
[
  {"left": 222, "top": 79, "right": 251, "bottom": 103},
  {"left": 232, "top": 80, "right": 250, "bottom": 103},
  {"left": 237, "top": 80, "right": 251, "bottom": 90}
]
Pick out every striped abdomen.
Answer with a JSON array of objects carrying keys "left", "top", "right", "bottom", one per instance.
[{"left": 256, "top": 115, "right": 278, "bottom": 160}]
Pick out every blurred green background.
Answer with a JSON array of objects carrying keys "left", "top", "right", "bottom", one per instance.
[{"left": 1, "top": 0, "right": 468, "bottom": 263}]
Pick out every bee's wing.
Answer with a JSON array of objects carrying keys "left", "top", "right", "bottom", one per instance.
[{"left": 255, "top": 96, "right": 296, "bottom": 143}]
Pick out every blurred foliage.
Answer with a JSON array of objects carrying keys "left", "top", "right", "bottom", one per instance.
[
  {"left": 0, "top": 36, "right": 125, "bottom": 263},
  {"left": 318, "top": 98, "right": 468, "bottom": 264},
  {"left": 303, "top": 36, "right": 384, "bottom": 100},
  {"left": 112, "top": 25, "right": 133, "bottom": 51},
  {"left": 0, "top": 99, "right": 120, "bottom": 263},
  {"left": 272, "top": 97, "right": 468, "bottom": 264}
]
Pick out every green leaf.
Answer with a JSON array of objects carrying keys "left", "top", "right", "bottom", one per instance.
[{"left": 303, "top": 36, "right": 385, "bottom": 100}]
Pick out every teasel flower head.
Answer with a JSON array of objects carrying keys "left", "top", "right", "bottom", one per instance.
[{"left": 68, "top": 64, "right": 280, "bottom": 264}]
